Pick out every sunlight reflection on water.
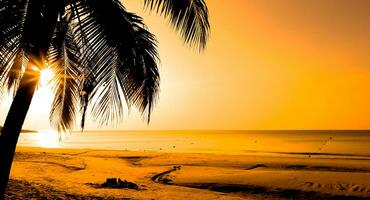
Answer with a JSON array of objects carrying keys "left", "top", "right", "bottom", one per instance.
[{"left": 34, "top": 130, "right": 60, "bottom": 148}]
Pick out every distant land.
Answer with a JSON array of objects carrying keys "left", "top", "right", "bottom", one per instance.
[{"left": 0, "top": 126, "right": 36, "bottom": 133}]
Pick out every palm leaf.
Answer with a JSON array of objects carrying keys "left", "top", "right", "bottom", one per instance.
[
  {"left": 48, "top": 17, "right": 82, "bottom": 133},
  {"left": 6, "top": 50, "right": 27, "bottom": 92},
  {"left": 143, "top": 0, "right": 210, "bottom": 50},
  {"left": 71, "top": 0, "right": 160, "bottom": 126},
  {"left": 0, "top": 0, "right": 29, "bottom": 90}
]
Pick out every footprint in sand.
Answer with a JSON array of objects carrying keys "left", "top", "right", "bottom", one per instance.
[
  {"left": 335, "top": 183, "right": 347, "bottom": 191},
  {"left": 313, "top": 183, "right": 322, "bottom": 188},
  {"left": 304, "top": 182, "right": 322, "bottom": 188},
  {"left": 304, "top": 182, "right": 314, "bottom": 187},
  {"left": 349, "top": 184, "right": 362, "bottom": 192}
]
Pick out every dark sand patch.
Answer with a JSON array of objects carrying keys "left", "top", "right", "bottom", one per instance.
[
  {"left": 244, "top": 163, "right": 370, "bottom": 173},
  {"left": 284, "top": 165, "right": 370, "bottom": 173},
  {"left": 6, "top": 179, "right": 124, "bottom": 200},
  {"left": 14, "top": 151, "right": 87, "bottom": 171},
  {"left": 119, "top": 156, "right": 153, "bottom": 166},
  {"left": 152, "top": 166, "right": 182, "bottom": 184},
  {"left": 17, "top": 160, "right": 86, "bottom": 171},
  {"left": 245, "top": 164, "right": 267, "bottom": 170},
  {"left": 244, "top": 150, "right": 370, "bottom": 160},
  {"left": 176, "top": 183, "right": 369, "bottom": 200}
]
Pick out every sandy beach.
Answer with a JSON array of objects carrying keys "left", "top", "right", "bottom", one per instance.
[{"left": 6, "top": 146, "right": 370, "bottom": 199}]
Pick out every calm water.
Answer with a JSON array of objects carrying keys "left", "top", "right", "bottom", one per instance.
[{"left": 18, "top": 130, "right": 370, "bottom": 157}]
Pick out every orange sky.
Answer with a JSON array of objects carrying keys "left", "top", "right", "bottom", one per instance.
[{"left": 1, "top": 0, "right": 370, "bottom": 130}]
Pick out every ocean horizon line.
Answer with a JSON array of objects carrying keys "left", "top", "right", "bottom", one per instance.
[{"left": 21, "top": 129, "right": 370, "bottom": 133}]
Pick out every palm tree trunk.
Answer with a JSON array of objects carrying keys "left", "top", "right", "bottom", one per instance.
[
  {"left": 0, "top": 63, "right": 40, "bottom": 198},
  {"left": 0, "top": 0, "right": 61, "bottom": 196}
]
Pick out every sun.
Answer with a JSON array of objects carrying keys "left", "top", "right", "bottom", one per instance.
[
  {"left": 39, "top": 68, "right": 54, "bottom": 86},
  {"left": 31, "top": 68, "right": 55, "bottom": 114}
]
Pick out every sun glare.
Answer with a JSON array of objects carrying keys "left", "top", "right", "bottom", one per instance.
[
  {"left": 36, "top": 130, "right": 60, "bottom": 148},
  {"left": 31, "top": 68, "right": 55, "bottom": 114},
  {"left": 39, "top": 68, "right": 54, "bottom": 86}
]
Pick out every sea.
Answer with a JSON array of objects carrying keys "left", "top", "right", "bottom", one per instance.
[{"left": 18, "top": 130, "right": 370, "bottom": 159}]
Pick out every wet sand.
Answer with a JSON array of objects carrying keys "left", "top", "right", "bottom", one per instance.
[{"left": 6, "top": 147, "right": 370, "bottom": 199}]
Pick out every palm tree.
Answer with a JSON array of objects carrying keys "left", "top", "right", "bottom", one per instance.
[{"left": 0, "top": 0, "right": 209, "bottom": 196}]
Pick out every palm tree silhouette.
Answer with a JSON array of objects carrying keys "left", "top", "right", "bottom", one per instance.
[{"left": 0, "top": 0, "right": 209, "bottom": 196}]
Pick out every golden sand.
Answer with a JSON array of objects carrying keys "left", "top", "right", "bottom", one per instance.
[{"left": 5, "top": 147, "right": 370, "bottom": 199}]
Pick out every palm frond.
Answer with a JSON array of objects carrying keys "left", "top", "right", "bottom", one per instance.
[
  {"left": 80, "top": 77, "right": 95, "bottom": 130},
  {"left": 143, "top": 0, "right": 210, "bottom": 50},
  {"left": 71, "top": 0, "right": 160, "bottom": 126},
  {"left": 0, "top": 0, "right": 29, "bottom": 90},
  {"left": 48, "top": 17, "right": 82, "bottom": 133},
  {"left": 6, "top": 50, "right": 27, "bottom": 92}
]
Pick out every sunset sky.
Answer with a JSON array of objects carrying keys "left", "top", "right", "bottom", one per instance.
[{"left": 1, "top": 0, "right": 370, "bottom": 130}]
